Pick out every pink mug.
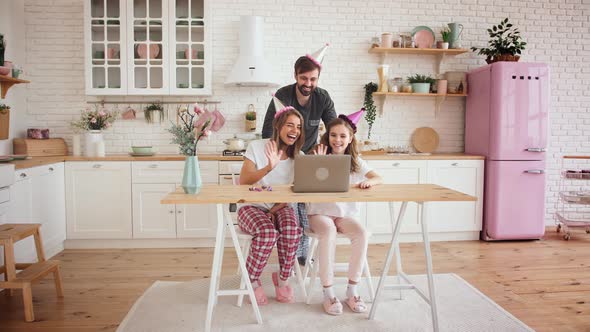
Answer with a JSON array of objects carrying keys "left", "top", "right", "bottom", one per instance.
[{"left": 184, "top": 48, "right": 196, "bottom": 59}]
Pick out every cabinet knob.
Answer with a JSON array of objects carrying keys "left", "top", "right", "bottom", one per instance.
[
  {"left": 451, "top": 163, "right": 459, "bottom": 166},
  {"left": 48, "top": 167, "right": 54, "bottom": 171},
  {"left": 177, "top": 210, "right": 182, "bottom": 214},
  {"left": 169, "top": 210, "right": 174, "bottom": 214},
  {"left": 392, "top": 162, "right": 400, "bottom": 167},
  {"left": 93, "top": 164, "right": 102, "bottom": 168},
  {"left": 149, "top": 164, "right": 158, "bottom": 168},
  {"left": 19, "top": 173, "right": 27, "bottom": 178}
]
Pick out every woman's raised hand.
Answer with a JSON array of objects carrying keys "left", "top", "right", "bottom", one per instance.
[
  {"left": 313, "top": 144, "right": 328, "bottom": 155},
  {"left": 264, "top": 140, "right": 283, "bottom": 170}
]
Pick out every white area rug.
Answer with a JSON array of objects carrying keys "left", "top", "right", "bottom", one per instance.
[{"left": 117, "top": 273, "right": 532, "bottom": 332}]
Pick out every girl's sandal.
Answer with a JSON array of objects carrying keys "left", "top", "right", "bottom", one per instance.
[
  {"left": 323, "top": 297, "right": 343, "bottom": 316},
  {"left": 345, "top": 296, "right": 368, "bottom": 313}
]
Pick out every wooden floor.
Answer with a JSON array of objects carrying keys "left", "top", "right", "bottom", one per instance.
[{"left": 0, "top": 228, "right": 589, "bottom": 332}]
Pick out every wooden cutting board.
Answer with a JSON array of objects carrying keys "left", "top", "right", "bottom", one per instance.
[
  {"left": 411, "top": 127, "right": 439, "bottom": 153},
  {"left": 13, "top": 138, "right": 68, "bottom": 156}
]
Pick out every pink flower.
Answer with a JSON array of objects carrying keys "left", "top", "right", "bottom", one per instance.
[
  {"left": 98, "top": 111, "right": 106, "bottom": 117},
  {"left": 90, "top": 118, "right": 97, "bottom": 123}
]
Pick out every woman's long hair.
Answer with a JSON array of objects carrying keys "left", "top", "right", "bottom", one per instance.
[
  {"left": 271, "top": 109, "right": 305, "bottom": 159},
  {"left": 319, "top": 118, "right": 360, "bottom": 173}
]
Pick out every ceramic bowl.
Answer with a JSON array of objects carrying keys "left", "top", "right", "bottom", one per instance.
[
  {"left": 0, "top": 66, "right": 10, "bottom": 76},
  {"left": 131, "top": 146, "right": 154, "bottom": 154}
]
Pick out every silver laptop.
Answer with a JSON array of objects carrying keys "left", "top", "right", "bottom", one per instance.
[{"left": 293, "top": 154, "right": 351, "bottom": 193}]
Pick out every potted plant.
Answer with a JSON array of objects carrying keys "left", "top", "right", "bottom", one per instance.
[
  {"left": 144, "top": 103, "right": 165, "bottom": 123},
  {"left": 406, "top": 74, "right": 435, "bottom": 94},
  {"left": 245, "top": 104, "right": 256, "bottom": 132},
  {"left": 470, "top": 18, "right": 527, "bottom": 64},
  {"left": 363, "top": 82, "right": 378, "bottom": 140},
  {"left": 0, "top": 33, "right": 5, "bottom": 66},
  {"left": 439, "top": 27, "right": 450, "bottom": 49}
]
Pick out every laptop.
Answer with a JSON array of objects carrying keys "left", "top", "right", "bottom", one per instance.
[{"left": 293, "top": 154, "right": 351, "bottom": 193}]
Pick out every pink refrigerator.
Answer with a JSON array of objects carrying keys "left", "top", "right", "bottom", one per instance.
[{"left": 465, "top": 62, "right": 549, "bottom": 241}]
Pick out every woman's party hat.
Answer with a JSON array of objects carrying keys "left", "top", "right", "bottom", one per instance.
[{"left": 273, "top": 95, "right": 295, "bottom": 118}]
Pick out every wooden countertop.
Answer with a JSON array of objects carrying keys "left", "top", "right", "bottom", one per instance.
[
  {"left": 8, "top": 153, "right": 484, "bottom": 170},
  {"left": 162, "top": 184, "right": 477, "bottom": 204}
]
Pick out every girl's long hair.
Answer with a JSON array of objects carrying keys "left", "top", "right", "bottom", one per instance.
[
  {"left": 319, "top": 118, "right": 360, "bottom": 173},
  {"left": 271, "top": 109, "right": 305, "bottom": 159}
]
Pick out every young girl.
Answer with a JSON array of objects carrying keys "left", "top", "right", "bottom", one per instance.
[
  {"left": 308, "top": 110, "right": 383, "bottom": 315},
  {"left": 237, "top": 101, "right": 305, "bottom": 305}
]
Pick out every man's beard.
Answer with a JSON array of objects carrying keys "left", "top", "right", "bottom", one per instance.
[{"left": 297, "top": 83, "right": 315, "bottom": 96}]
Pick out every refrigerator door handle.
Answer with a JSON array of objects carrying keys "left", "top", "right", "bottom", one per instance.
[
  {"left": 524, "top": 169, "right": 545, "bottom": 174},
  {"left": 525, "top": 148, "right": 546, "bottom": 152}
]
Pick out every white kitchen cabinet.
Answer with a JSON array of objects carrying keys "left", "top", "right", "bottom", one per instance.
[
  {"left": 366, "top": 160, "right": 427, "bottom": 235},
  {"left": 6, "top": 163, "right": 66, "bottom": 260},
  {"left": 65, "top": 162, "right": 132, "bottom": 239},
  {"left": 84, "top": 0, "right": 211, "bottom": 95},
  {"left": 131, "top": 160, "right": 218, "bottom": 238},
  {"left": 426, "top": 160, "right": 484, "bottom": 233}
]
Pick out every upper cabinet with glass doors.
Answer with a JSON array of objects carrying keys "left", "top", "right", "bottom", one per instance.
[
  {"left": 84, "top": 0, "right": 211, "bottom": 96},
  {"left": 84, "top": 0, "right": 127, "bottom": 95}
]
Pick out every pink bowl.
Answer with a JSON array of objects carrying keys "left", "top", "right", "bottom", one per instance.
[{"left": 0, "top": 66, "right": 10, "bottom": 76}]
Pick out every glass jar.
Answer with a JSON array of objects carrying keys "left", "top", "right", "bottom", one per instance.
[
  {"left": 402, "top": 83, "right": 413, "bottom": 93},
  {"left": 393, "top": 77, "right": 403, "bottom": 92}
]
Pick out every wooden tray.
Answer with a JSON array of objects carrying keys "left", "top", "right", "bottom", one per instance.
[{"left": 412, "top": 127, "right": 439, "bottom": 153}]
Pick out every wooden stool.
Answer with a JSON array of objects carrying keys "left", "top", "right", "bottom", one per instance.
[{"left": 0, "top": 223, "right": 64, "bottom": 322}]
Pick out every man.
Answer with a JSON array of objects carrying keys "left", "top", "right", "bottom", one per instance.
[
  {"left": 262, "top": 44, "right": 336, "bottom": 153},
  {"left": 262, "top": 44, "right": 337, "bottom": 265}
]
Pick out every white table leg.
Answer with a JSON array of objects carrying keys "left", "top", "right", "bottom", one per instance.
[
  {"left": 420, "top": 202, "right": 439, "bottom": 332},
  {"left": 205, "top": 204, "right": 227, "bottom": 332},
  {"left": 369, "top": 201, "right": 408, "bottom": 320},
  {"left": 224, "top": 208, "right": 263, "bottom": 324}
]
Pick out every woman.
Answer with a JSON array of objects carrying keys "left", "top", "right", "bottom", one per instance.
[{"left": 238, "top": 107, "right": 305, "bottom": 305}]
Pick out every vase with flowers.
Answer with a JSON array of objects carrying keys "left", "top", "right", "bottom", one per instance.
[
  {"left": 71, "top": 107, "right": 118, "bottom": 157},
  {"left": 167, "top": 104, "right": 225, "bottom": 194}
]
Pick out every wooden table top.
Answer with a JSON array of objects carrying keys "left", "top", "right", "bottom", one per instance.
[{"left": 161, "top": 184, "right": 476, "bottom": 205}]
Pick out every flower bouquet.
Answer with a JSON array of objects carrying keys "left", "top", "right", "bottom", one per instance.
[
  {"left": 71, "top": 107, "right": 118, "bottom": 131},
  {"left": 167, "top": 104, "right": 225, "bottom": 194}
]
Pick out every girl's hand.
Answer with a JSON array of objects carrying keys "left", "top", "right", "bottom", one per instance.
[
  {"left": 358, "top": 180, "right": 373, "bottom": 189},
  {"left": 264, "top": 140, "right": 283, "bottom": 171},
  {"left": 313, "top": 144, "right": 328, "bottom": 155}
]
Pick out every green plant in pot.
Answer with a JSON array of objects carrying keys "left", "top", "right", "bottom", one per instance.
[
  {"left": 0, "top": 103, "right": 9, "bottom": 113},
  {"left": 440, "top": 27, "right": 450, "bottom": 49},
  {"left": 470, "top": 17, "right": 526, "bottom": 64},
  {"left": 245, "top": 108, "right": 257, "bottom": 132},
  {"left": 407, "top": 74, "right": 435, "bottom": 94},
  {"left": 0, "top": 33, "right": 5, "bottom": 66},
  {"left": 144, "top": 103, "right": 165, "bottom": 123},
  {"left": 363, "top": 82, "right": 378, "bottom": 140}
]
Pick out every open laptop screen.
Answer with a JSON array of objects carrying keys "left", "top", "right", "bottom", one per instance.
[{"left": 293, "top": 155, "right": 351, "bottom": 193}]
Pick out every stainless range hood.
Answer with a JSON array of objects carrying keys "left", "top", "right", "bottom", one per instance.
[{"left": 224, "top": 16, "right": 279, "bottom": 87}]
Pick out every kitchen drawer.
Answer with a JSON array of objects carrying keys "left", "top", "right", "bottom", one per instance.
[
  {"left": 427, "top": 160, "right": 483, "bottom": 168},
  {"left": 132, "top": 161, "right": 219, "bottom": 184},
  {"left": 367, "top": 159, "right": 427, "bottom": 169},
  {"left": 219, "top": 161, "right": 243, "bottom": 174}
]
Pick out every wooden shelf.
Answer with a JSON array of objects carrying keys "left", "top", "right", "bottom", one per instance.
[
  {"left": 373, "top": 92, "right": 467, "bottom": 97},
  {"left": 368, "top": 47, "right": 469, "bottom": 55},
  {"left": 0, "top": 75, "right": 30, "bottom": 99}
]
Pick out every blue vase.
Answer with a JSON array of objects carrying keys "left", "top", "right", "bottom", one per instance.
[{"left": 182, "top": 155, "right": 202, "bottom": 194}]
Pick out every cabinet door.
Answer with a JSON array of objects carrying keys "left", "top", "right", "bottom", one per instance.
[
  {"left": 32, "top": 164, "right": 66, "bottom": 254},
  {"left": 168, "top": 0, "right": 211, "bottom": 95},
  {"left": 176, "top": 203, "right": 217, "bottom": 238},
  {"left": 65, "top": 162, "right": 132, "bottom": 239},
  {"left": 126, "top": 0, "right": 170, "bottom": 94},
  {"left": 427, "top": 160, "right": 484, "bottom": 232},
  {"left": 132, "top": 183, "right": 177, "bottom": 238},
  {"left": 366, "top": 160, "right": 427, "bottom": 234},
  {"left": 84, "top": 0, "right": 127, "bottom": 95},
  {"left": 5, "top": 168, "right": 38, "bottom": 262}
]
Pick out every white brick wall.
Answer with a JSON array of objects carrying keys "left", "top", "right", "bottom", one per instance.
[{"left": 17, "top": 0, "right": 590, "bottom": 225}]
